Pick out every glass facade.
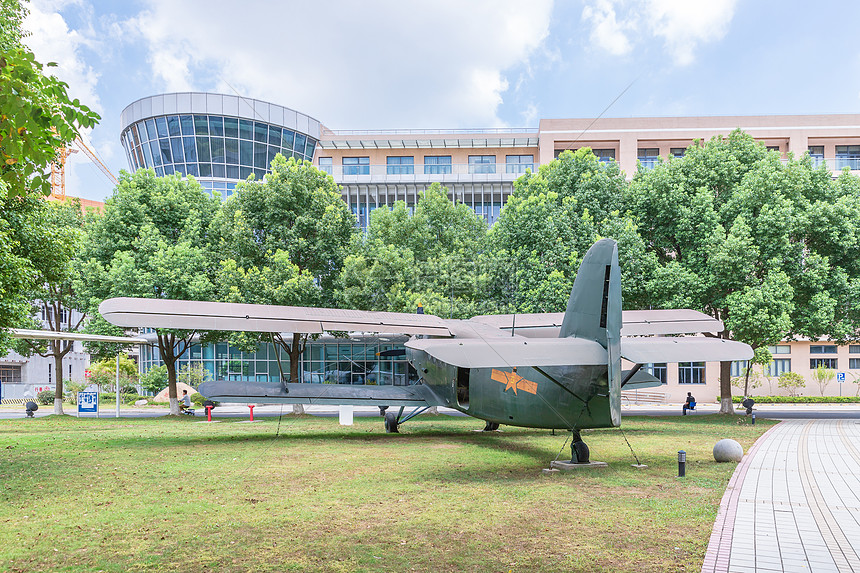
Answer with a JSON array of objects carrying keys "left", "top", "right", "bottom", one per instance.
[
  {"left": 138, "top": 335, "right": 414, "bottom": 386},
  {"left": 120, "top": 113, "right": 318, "bottom": 195}
]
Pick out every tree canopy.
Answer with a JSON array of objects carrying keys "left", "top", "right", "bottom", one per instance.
[
  {"left": 487, "top": 148, "right": 656, "bottom": 313},
  {"left": 79, "top": 169, "right": 221, "bottom": 414},
  {"left": 338, "top": 182, "right": 491, "bottom": 318},
  {"left": 628, "top": 130, "right": 860, "bottom": 411},
  {"left": 0, "top": 0, "right": 99, "bottom": 198}
]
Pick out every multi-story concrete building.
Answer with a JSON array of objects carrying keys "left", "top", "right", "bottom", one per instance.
[{"left": 111, "top": 95, "right": 860, "bottom": 404}]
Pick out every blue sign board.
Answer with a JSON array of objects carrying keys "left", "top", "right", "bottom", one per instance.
[
  {"left": 837, "top": 372, "right": 846, "bottom": 383},
  {"left": 77, "top": 392, "right": 99, "bottom": 414}
]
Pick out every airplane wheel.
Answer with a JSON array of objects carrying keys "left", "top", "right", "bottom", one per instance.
[
  {"left": 384, "top": 411, "right": 399, "bottom": 433},
  {"left": 483, "top": 421, "right": 500, "bottom": 431},
  {"left": 572, "top": 440, "right": 590, "bottom": 464}
]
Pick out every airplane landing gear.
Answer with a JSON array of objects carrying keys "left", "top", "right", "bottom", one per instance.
[
  {"left": 570, "top": 430, "right": 590, "bottom": 464},
  {"left": 384, "top": 411, "right": 399, "bottom": 433},
  {"left": 482, "top": 421, "right": 500, "bottom": 431}
]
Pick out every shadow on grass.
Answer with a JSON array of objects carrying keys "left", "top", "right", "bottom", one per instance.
[{"left": 0, "top": 414, "right": 773, "bottom": 494}]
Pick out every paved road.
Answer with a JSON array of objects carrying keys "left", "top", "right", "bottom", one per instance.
[
  {"left": 626, "top": 404, "right": 860, "bottom": 420},
  {"left": 702, "top": 419, "right": 860, "bottom": 573},
  {"left": 4, "top": 403, "right": 860, "bottom": 421}
]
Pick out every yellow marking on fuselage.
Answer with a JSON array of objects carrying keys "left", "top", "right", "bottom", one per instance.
[{"left": 491, "top": 369, "right": 538, "bottom": 395}]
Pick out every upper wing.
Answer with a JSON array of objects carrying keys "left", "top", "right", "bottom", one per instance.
[
  {"left": 405, "top": 337, "right": 608, "bottom": 368},
  {"left": 469, "top": 309, "right": 724, "bottom": 337},
  {"left": 98, "top": 297, "right": 452, "bottom": 337},
  {"left": 620, "top": 337, "right": 753, "bottom": 364},
  {"left": 8, "top": 328, "right": 149, "bottom": 344}
]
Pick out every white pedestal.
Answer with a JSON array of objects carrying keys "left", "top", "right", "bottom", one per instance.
[{"left": 339, "top": 405, "right": 354, "bottom": 425}]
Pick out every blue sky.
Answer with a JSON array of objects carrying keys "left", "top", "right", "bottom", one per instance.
[{"left": 22, "top": 0, "right": 860, "bottom": 201}]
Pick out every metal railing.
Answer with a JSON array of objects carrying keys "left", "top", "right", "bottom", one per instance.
[
  {"left": 321, "top": 126, "right": 537, "bottom": 136},
  {"left": 322, "top": 162, "right": 534, "bottom": 180}
]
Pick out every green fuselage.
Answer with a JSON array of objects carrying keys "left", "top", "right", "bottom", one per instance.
[{"left": 409, "top": 348, "right": 617, "bottom": 430}]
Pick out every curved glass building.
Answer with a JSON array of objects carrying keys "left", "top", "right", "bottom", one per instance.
[{"left": 119, "top": 93, "right": 321, "bottom": 196}]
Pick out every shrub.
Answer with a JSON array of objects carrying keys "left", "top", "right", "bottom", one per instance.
[
  {"left": 37, "top": 390, "right": 55, "bottom": 405},
  {"left": 733, "top": 395, "right": 860, "bottom": 403},
  {"left": 778, "top": 371, "right": 805, "bottom": 397},
  {"left": 100, "top": 392, "right": 143, "bottom": 405},
  {"left": 64, "top": 381, "right": 88, "bottom": 404},
  {"left": 190, "top": 393, "right": 219, "bottom": 407}
]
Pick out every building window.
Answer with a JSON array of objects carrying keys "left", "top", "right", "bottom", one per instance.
[
  {"left": 343, "top": 156, "right": 369, "bottom": 175},
  {"left": 811, "top": 358, "right": 838, "bottom": 369},
  {"left": 849, "top": 345, "right": 860, "bottom": 354},
  {"left": 593, "top": 149, "right": 615, "bottom": 163},
  {"left": 424, "top": 155, "right": 452, "bottom": 175},
  {"left": 505, "top": 155, "right": 534, "bottom": 174},
  {"left": 731, "top": 361, "right": 749, "bottom": 378},
  {"left": 807, "top": 145, "right": 825, "bottom": 167},
  {"left": 643, "top": 363, "right": 667, "bottom": 384},
  {"left": 637, "top": 148, "right": 659, "bottom": 170},
  {"left": 768, "top": 345, "right": 791, "bottom": 355},
  {"left": 835, "top": 145, "right": 860, "bottom": 170},
  {"left": 386, "top": 156, "right": 414, "bottom": 175},
  {"left": 468, "top": 155, "right": 496, "bottom": 174},
  {"left": 810, "top": 345, "right": 837, "bottom": 354},
  {"left": 319, "top": 157, "right": 332, "bottom": 175},
  {"left": 766, "top": 145, "right": 780, "bottom": 152},
  {"left": 678, "top": 362, "right": 705, "bottom": 384},
  {"left": 670, "top": 147, "right": 686, "bottom": 158},
  {"left": 850, "top": 358, "right": 860, "bottom": 369},
  {"left": 0, "top": 365, "right": 22, "bottom": 384},
  {"left": 768, "top": 359, "right": 791, "bottom": 377}
]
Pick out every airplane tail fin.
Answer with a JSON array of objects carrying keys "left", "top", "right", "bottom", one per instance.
[
  {"left": 560, "top": 239, "right": 622, "bottom": 426},
  {"left": 559, "top": 239, "right": 621, "bottom": 345}
]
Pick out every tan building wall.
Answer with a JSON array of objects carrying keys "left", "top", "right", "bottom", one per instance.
[{"left": 630, "top": 340, "right": 860, "bottom": 405}]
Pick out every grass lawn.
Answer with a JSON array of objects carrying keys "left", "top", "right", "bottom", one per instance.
[{"left": 0, "top": 412, "right": 774, "bottom": 572}]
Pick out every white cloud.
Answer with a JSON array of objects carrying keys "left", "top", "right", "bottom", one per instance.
[
  {"left": 24, "top": 0, "right": 102, "bottom": 114},
  {"left": 646, "top": 0, "right": 737, "bottom": 66},
  {"left": 581, "top": 0, "right": 737, "bottom": 66},
  {"left": 582, "top": 0, "right": 633, "bottom": 56},
  {"left": 125, "top": 0, "right": 553, "bottom": 128},
  {"left": 24, "top": 1, "right": 110, "bottom": 199}
]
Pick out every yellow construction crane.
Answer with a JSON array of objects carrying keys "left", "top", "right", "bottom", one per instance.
[{"left": 50, "top": 136, "right": 117, "bottom": 200}]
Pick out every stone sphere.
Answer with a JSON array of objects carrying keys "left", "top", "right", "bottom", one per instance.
[{"left": 713, "top": 439, "right": 744, "bottom": 462}]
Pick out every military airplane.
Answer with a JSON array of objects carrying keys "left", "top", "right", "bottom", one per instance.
[{"left": 99, "top": 239, "right": 752, "bottom": 463}]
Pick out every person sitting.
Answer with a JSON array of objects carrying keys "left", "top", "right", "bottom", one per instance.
[
  {"left": 682, "top": 392, "right": 696, "bottom": 415},
  {"left": 179, "top": 389, "right": 191, "bottom": 413}
]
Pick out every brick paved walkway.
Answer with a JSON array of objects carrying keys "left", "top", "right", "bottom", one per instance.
[{"left": 702, "top": 420, "right": 860, "bottom": 573}]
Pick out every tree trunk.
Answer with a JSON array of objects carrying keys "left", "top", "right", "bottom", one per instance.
[
  {"left": 719, "top": 360, "right": 735, "bottom": 414},
  {"left": 53, "top": 342, "right": 65, "bottom": 415},
  {"left": 160, "top": 333, "right": 180, "bottom": 415},
  {"left": 289, "top": 332, "right": 303, "bottom": 383},
  {"left": 289, "top": 336, "right": 304, "bottom": 414}
]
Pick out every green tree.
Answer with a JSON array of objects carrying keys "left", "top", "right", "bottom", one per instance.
[
  {"left": 487, "top": 148, "right": 656, "bottom": 313},
  {"left": 12, "top": 199, "right": 87, "bottom": 414},
  {"left": 0, "top": 193, "right": 41, "bottom": 353},
  {"left": 211, "top": 155, "right": 355, "bottom": 385},
  {"left": 338, "top": 183, "right": 491, "bottom": 318},
  {"left": 0, "top": 0, "right": 99, "bottom": 198},
  {"left": 79, "top": 169, "right": 221, "bottom": 414},
  {"left": 628, "top": 131, "right": 853, "bottom": 413},
  {"left": 811, "top": 365, "right": 836, "bottom": 397},
  {"left": 89, "top": 354, "right": 138, "bottom": 393},
  {"left": 778, "top": 371, "right": 805, "bottom": 397},
  {"left": 177, "top": 362, "right": 210, "bottom": 389},
  {"left": 140, "top": 364, "right": 168, "bottom": 395}
]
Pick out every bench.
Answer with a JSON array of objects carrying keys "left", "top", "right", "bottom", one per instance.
[{"left": 621, "top": 390, "right": 666, "bottom": 406}]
